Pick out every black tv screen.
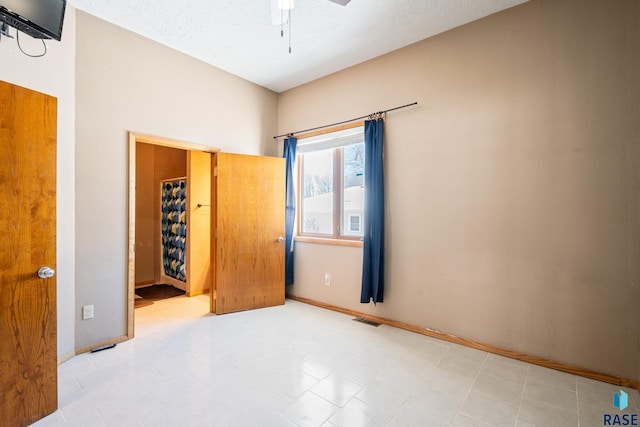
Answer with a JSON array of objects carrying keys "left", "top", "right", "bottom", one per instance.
[{"left": 0, "top": 0, "right": 66, "bottom": 41}]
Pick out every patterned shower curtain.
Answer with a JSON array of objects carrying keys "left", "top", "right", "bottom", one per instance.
[{"left": 161, "top": 179, "right": 187, "bottom": 282}]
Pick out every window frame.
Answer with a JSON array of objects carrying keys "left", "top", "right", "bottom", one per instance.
[{"left": 294, "top": 122, "right": 364, "bottom": 247}]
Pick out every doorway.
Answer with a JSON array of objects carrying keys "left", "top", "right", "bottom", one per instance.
[
  {"left": 127, "top": 132, "right": 218, "bottom": 338},
  {"left": 128, "top": 133, "right": 287, "bottom": 337}
]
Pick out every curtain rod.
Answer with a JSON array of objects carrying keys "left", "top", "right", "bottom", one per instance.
[{"left": 273, "top": 101, "right": 418, "bottom": 140}]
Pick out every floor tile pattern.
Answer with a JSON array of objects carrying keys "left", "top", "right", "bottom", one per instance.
[{"left": 33, "top": 295, "right": 639, "bottom": 426}]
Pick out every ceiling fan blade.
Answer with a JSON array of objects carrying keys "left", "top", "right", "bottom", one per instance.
[{"left": 328, "top": 0, "right": 351, "bottom": 5}]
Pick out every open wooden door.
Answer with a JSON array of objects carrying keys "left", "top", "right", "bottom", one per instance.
[
  {"left": 0, "top": 81, "right": 58, "bottom": 427},
  {"left": 211, "top": 153, "right": 285, "bottom": 314}
]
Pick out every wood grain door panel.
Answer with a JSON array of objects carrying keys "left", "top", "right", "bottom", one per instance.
[
  {"left": 213, "top": 153, "right": 285, "bottom": 314},
  {"left": 0, "top": 81, "right": 58, "bottom": 427}
]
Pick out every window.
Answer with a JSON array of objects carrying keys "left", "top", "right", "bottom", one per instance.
[
  {"left": 347, "top": 214, "right": 362, "bottom": 235},
  {"left": 297, "top": 126, "right": 364, "bottom": 243}
]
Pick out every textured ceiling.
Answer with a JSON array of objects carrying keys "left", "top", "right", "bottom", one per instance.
[{"left": 69, "top": 0, "right": 528, "bottom": 93}]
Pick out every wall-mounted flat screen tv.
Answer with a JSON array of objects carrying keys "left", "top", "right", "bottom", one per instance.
[{"left": 0, "top": 0, "right": 66, "bottom": 41}]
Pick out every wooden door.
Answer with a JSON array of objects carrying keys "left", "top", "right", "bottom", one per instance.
[
  {"left": 0, "top": 81, "right": 58, "bottom": 426},
  {"left": 186, "top": 150, "right": 211, "bottom": 296},
  {"left": 212, "top": 153, "right": 285, "bottom": 314}
]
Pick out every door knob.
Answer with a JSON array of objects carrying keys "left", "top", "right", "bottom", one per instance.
[
  {"left": 37, "top": 267, "right": 55, "bottom": 279},
  {"left": 277, "top": 236, "right": 285, "bottom": 242}
]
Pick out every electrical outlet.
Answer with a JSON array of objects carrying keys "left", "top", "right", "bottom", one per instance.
[
  {"left": 82, "top": 305, "right": 94, "bottom": 320},
  {"left": 324, "top": 273, "right": 331, "bottom": 286}
]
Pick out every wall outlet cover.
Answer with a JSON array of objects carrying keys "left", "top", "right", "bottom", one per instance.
[{"left": 82, "top": 305, "right": 94, "bottom": 320}]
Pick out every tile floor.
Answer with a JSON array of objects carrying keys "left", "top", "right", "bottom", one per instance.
[{"left": 33, "top": 295, "right": 639, "bottom": 427}]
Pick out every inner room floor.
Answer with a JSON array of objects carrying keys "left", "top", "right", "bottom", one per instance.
[{"left": 35, "top": 295, "right": 639, "bottom": 427}]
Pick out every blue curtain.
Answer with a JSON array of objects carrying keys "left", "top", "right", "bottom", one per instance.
[
  {"left": 283, "top": 137, "right": 297, "bottom": 285},
  {"left": 361, "top": 118, "right": 385, "bottom": 303}
]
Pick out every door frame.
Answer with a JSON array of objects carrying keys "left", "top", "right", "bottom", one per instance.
[{"left": 126, "top": 132, "right": 219, "bottom": 338}]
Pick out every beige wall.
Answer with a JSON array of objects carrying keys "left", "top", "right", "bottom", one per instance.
[
  {"left": 75, "top": 11, "right": 278, "bottom": 348},
  {"left": 0, "top": 7, "right": 77, "bottom": 359},
  {"left": 280, "top": 0, "right": 639, "bottom": 381}
]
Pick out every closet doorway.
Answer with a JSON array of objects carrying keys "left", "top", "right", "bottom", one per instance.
[
  {"left": 127, "top": 133, "right": 216, "bottom": 337},
  {"left": 126, "top": 132, "right": 287, "bottom": 338}
]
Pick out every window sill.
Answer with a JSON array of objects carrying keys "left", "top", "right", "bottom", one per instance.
[{"left": 294, "top": 236, "right": 363, "bottom": 248}]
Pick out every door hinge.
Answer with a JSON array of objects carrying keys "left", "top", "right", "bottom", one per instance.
[
  {"left": 213, "top": 290, "right": 217, "bottom": 300},
  {"left": 214, "top": 166, "right": 218, "bottom": 177}
]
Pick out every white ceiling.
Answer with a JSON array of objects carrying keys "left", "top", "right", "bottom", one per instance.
[{"left": 69, "top": 0, "right": 528, "bottom": 93}]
